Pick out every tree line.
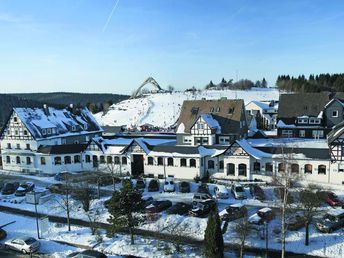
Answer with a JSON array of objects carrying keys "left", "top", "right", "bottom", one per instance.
[
  {"left": 276, "top": 73, "right": 344, "bottom": 93},
  {"left": 205, "top": 78, "right": 267, "bottom": 90}
]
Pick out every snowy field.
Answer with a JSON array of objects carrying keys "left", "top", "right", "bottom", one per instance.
[
  {"left": 1, "top": 177, "right": 344, "bottom": 257},
  {"left": 94, "top": 88, "right": 280, "bottom": 128}
]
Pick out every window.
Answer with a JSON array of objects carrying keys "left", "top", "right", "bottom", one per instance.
[
  {"left": 299, "top": 130, "right": 305, "bottom": 138},
  {"left": 332, "top": 110, "right": 339, "bottom": 117},
  {"left": 26, "top": 157, "right": 31, "bottom": 165},
  {"left": 148, "top": 157, "right": 154, "bottom": 165},
  {"left": 16, "top": 143, "right": 20, "bottom": 149},
  {"left": 253, "top": 161, "right": 260, "bottom": 172},
  {"left": 6, "top": 156, "right": 10, "bottom": 164},
  {"left": 122, "top": 157, "right": 127, "bottom": 165},
  {"left": 24, "top": 130, "right": 28, "bottom": 136},
  {"left": 318, "top": 165, "right": 326, "bottom": 175},
  {"left": 216, "top": 107, "right": 220, "bottom": 112},
  {"left": 100, "top": 156, "right": 105, "bottom": 164},
  {"left": 197, "top": 123, "right": 204, "bottom": 129},
  {"left": 74, "top": 155, "right": 81, "bottom": 163},
  {"left": 291, "top": 164, "right": 299, "bottom": 173},
  {"left": 42, "top": 129, "right": 46, "bottom": 135},
  {"left": 16, "top": 156, "right": 20, "bottom": 164},
  {"left": 238, "top": 164, "right": 247, "bottom": 176},
  {"left": 304, "top": 164, "right": 312, "bottom": 174},
  {"left": 84, "top": 124, "right": 88, "bottom": 130},
  {"left": 52, "top": 128, "right": 56, "bottom": 134},
  {"left": 72, "top": 126, "right": 76, "bottom": 131},
  {"left": 210, "top": 107, "right": 215, "bottom": 112},
  {"left": 158, "top": 157, "right": 163, "bottom": 166},
  {"left": 114, "top": 156, "right": 120, "bottom": 164},
  {"left": 219, "top": 160, "right": 224, "bottom": 170},
  {"left": 13, "top": 117, "right": 18, "bottom": 122},
  {"left": 278, "top": 163, "right": 285, "bottom": 172},
  {"left": 227, "top": 163, "right": 235, "bottom": 175},
  {"left": 228, "top": 107, "right": 235, "bottom": 114},
  {"left": 41, "top": 157, "right": 46, "bottom": 165},
  {"left": 47, "top": 128, "right": 51, "bottom": 134},
  {"left": 208, "top": 160, "right": 214, "bottom": 169},
  {"left": 26, "top": 144, "right": 30, "bottom": 150},
  {"left": 7, "top": 143, "right": 11, "bottom": 149},
  {"left": 107, "top": 156, "right": 113, "bottom": 164},
  {"left": 54, "top": 157, "right": 61, "bottom": 165},
  {"left": 180, "top": 158, "right": 187, "bottom": 167},
  {"left": 312, "top": 130, "right": 324, "bottom": 138},
  {"left": 191, "top": 107, "right": 199, "bottom": 115},
  {"left": 282, "top": 130, "right": 293, "bottom": 138},
  {"left": 190, "top": 159, "right": 196, "bottom": 168},
  {"left": 167, "top": 157, "right": 174, "bottom": 166},
  {"left": 85, "top": 155, "right": 91, "bottom": 163},
  {"left": 265, "top": 163, "right": 273, "bottom": 173},
  {"left": 64, "top": 156, "right": 71, "bottom": 164}
]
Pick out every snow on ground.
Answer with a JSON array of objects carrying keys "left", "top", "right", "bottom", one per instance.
[{"left": 95, "top": 88, "right": 280, "bottom": 128}]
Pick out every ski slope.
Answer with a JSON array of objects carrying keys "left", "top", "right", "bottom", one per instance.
[{"left": 94, "top": 88, "right": 280, "bottom": 128}]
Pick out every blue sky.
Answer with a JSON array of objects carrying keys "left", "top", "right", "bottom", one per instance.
[{"left": 1, "top": 0, "right": 344, "bottom": 94}]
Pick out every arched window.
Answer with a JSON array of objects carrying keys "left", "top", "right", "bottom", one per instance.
[
  {"left": 26, "top": 157, "right": 31, "bottom": 165},
  {"left": 265, "top": 163, "right": 273, "bottom": 173},
  {"left": 16, "top": 156, "right": 21, "bottom": 164},
  {"left": 64, "top": 156, "right": 71, "bottom": 164},
  {"left": 100, "top": 156, "right": 105, "bottom": 164},
  {"left": 158, "top": 157, "right": 163, "bottom": 166},
  {"left": 227, "top": 163, "right": 235, "bottom": 175},
  {"left": 107, "top": 156, "right": 113, "bottom": 164},
  {"left": 74, "top": 155, "right": 81, "bottom": 163},
  {"left": 238, "top": 164, "right": 247, "bottom": 176},
  {"left": 6, "top": 156, "right": 10, "bottom": 164},
  {"left": 291, "top": 164, "right": 299, "bottom": 173},
  {"left": 114, "top": 156, "right": 120, "bottom": 164},
  {"left": 167, "top": 157, "right": 174, "bottom": 166},
  {"left": 253, "top": 161, "right": 260, "bottom": 172},
  {"left": 278, "top": 163, "right": 285, "bottom": 172},
  {"left": 304, "top": 164, "right": 312, "bottom": 174},
  {"left": 190, "top": 159, "right": 196, "bottom": 168},
  {"left": 85, "top": 155, "right": 91, "bottom": 163},
  {"left": 148, "top": 157, "right": 154, "bottom": 165},
  {"left": 208, "top": 160, "right": 215, "bottom": 169},
  {"left": 54, "top": 156, "right": 61, "bottom": 165},
  {"left": 41, "top": 157, "right": 46, "bottom": 165},
  {"left": 219, "top": 160, "right": 224, "bottom": 170},
  {"left": 180, "top": 158, "right": 187, "bottom": 167},
  {"left": 122, "top": 157, "right": 127, "bottom": 165},
  {"left": 318, "top": 165, "right": 326, "bottom": 175}
]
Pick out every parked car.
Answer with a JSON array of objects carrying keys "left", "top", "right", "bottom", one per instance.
[
  {"left": 46, "top": 183, "right": 64, "bottom": 194},
  {"left": 248, "top": 207, "right": 274, "bottom": 225},
  {"left": 286, "top": 212, "right": 306, "bottom": 231},
  {"left": 316, "top": 209, "right": 344, "bottom": 233},
  {"left": 1, "top": 182, "right": 19, "bottom": 195},
  {"left": 249, "top": 184, "right": 265, "bottom": 201},
  {"left": 67, "top": 250, "right": 107, "bottom": 258},
  {"left": 4, "top": 236, "right": 40, "bottom": 254},
  {"left": 142, "top": 196, "right": 154, "bottom": 208},
  {"left": 214, "top": 185, "right": 229, "bottom": 199},
  {"left": 149, "top": 200, "right": 172, "bottom": 212},
  {"left": 15, "top": 182, "right": 35, "bottom": 196},
  {"left": 231, "top": 183, "right": 247, "bottom": 199},
  {"left": 316, "top": 191, "right": 341, "bottom": 207},
  {"left": 197, "top": 183, "right": 210, "bottom": 194},
  {"left": 148, "top": 179, "right": 160, "bottom": 192},
  {"left": 166, "top": 202, "right": 192, "bottom": 215},
  {"left": 135, "top": 179, "right": 146, "bottom": 191},
  {"left": 163, "top": 177, "right": 175, "bottom": 192},
  {"left": 193, "top": 193, "right": 213, "bottom": 204},
  {"left": 179, "top": 181, "right": 190, "bottom": 193},
  {"left": 189, "top": 199, "right": 216, "bottom": 217},
  {"left": 219, "top": 203, "right": 248, "bottom": 222}
]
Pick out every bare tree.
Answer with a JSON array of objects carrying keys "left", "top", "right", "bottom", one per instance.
[
  {"left": 73, "top": 182, "right": 94, "bottom": 212},
  {"left": 86, "top": 209, "right": 101, "bottom": 235},
  {"left": 164, "top": 221, "right": 190, "bottom": 253},
  {"left": 106, "top": 159, "right": 121, "bottom": 191},
  {"left": 55, "top": 174, "right": 72, "bottom": 231},
  {"left": 234, "top": 216, "right": 251, "bottom": 258}
]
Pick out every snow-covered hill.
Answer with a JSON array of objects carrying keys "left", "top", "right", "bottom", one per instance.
[{"left": 94, "top": 88, "right": 280, "bottom": 128}]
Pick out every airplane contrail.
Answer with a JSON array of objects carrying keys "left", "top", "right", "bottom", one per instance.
[{"left": 102, "top": 0, "right": 120, "bottom": 33}]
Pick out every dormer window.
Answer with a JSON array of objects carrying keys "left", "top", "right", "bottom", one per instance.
[
  {"left": 72, "top": 125, "right": 76, "bottom": 131},
  {"left": 228, "top": 107, "right": 235, "bottom": 114},
  {"left": 210, "top": 107, "right": 215, "bottom": 112},
  {"left": 42, "top": 129, "right": 46, "bottom": 135},
  {"left": 191, "top": 107, "right": 199, "bottom": 115},
  {"left": 84, "top": 124, "right": 88, "bottom": 130},
  {"left": 52, "top": 128, "right": 56, "bottom": 134},
  {"left": 333, "top": 110, "right": 339, "bottom": 117},
  {"left": 47, "top": 128, "right": 51, "bottom": 134},
  {"left": 216, "top": 107, "right": 220, "bottom": 112}
]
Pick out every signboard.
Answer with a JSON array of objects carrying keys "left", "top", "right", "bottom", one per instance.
[{"left": 39, "top": 216, "right": 50, "bottom": 238}]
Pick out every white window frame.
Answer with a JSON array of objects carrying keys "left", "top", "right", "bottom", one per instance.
[
  {"left": 333, "top": 110, "right": 339, "bottom": 117},
  {"left": 299, "top": 130, "right": 305, "bottom": 138}
]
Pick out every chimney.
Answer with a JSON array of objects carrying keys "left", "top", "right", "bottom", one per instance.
[{"left": 43, "top": 104, "right": 50, "bottom": 116}]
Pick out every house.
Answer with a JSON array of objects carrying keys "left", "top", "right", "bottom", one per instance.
[
  {"left": 175, "top": 98, "right": 248, "bottom": 146},
  {"left": 245, "top": 100, "right": 278, "bottom": 130},
  {"left": 0, "top": 105, "right": 103, "bottom": 174}
]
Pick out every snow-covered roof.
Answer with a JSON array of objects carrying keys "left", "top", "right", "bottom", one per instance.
[
  {"left": 277, "top": 120, "right": 296, "bottom": 128},
  {"left": 235, "top": 139, "right": 272, "bottom": 160},
  {"left": 201, "top": 113, "right": 221, "bottom": 133},
  {"left": 327, "top": 208, "right": 344, "bottom": 216},
  {"left": 12, "top": 107, "right": 102, "bottom": 140},
  {"left": 259, "top": 207, "right": 272, "bottom": 213},
  {"left": 176, "top": 123, "right": 185, "bottom": 134}
]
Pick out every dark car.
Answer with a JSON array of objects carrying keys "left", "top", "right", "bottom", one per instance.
[
  {"left": 219, "top": 204, "right": 248, "bottom": 222},
  {"left": 67, "top": 250, "right": 107, "bottom": 258},
  {"left": 197, "top": 183, "right": 210, "bottom": 194},
  {"left": 317, "top": 191, "right": 341, "bottom": 207},
  {"left": 249, "top": 184, "right": 265, "bottom": 201},
  {"left": 1, "top": 182, "right": 19, "bottom": 195},
  {"left": 166, "top": 202, "right": 192, "bottom": 215},
  {"left": 148, "top": 179, "right": 160, "bottom": 192},
  {"left": 15, "top": 182, "right": 35, "bottom": 196},
  {"left": 135, "top": 179, "right": 146, "bottom": 191},
  {"left": 150, "top": 200, "right": 172, "bottom": 212},
  {"left": 286, "top": 212, "right": 306, "bottom": 231},
  {"left": 189, "top": 199, "right": 216, "bottom": 217},
  {"left": 179, "top": 181, "right": 190, "bottom": 193}
]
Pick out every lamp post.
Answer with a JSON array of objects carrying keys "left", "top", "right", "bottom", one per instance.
[
  {"left": 265, "top": 221, "right": 268, "bottom": 258},
  {"left": 33, "top": 191, "right": 40, "bottom": 239}
]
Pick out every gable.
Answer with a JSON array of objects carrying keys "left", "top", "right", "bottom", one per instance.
[
  {"left": 224, "top": 143, "right": 249, "bottom": 157},
  {"left": 0, "top": 110, "right": 34, "bottom": 140}
]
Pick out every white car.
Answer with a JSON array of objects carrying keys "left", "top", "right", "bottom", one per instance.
[
  {"left": 163, "top": 177, "right": 175, "bottom": 192},
  {"left": 231, "top": 183, "right": 247, "bottom": 199},
  {"left": 5, "top": 236, "right": 40, "bottom": 254},
  {"left": 214, "top": 185, "right": 229, "bottom": 199}
]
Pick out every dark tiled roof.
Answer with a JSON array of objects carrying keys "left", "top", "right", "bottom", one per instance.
[
  {"left": 37, "top": 144, "right": 88, "bottom": 154},
  {"left": 176, "top": 99, "right": 246, "bottom": 134},
  {"left": 256, "top": 146, "right": 330, "bottom": 160}
]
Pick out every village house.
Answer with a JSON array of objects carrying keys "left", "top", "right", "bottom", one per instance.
[{"left": 245, "top": 100, "right": 278, "bottom": 130}]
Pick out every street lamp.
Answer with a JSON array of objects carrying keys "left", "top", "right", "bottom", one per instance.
[{"left": 32, "top": 191, "right": 40, "bottom": 239}]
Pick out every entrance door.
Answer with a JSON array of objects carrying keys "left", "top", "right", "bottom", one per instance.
[{"left": 131, "top": 155, "right": 144, "bottom": 177}]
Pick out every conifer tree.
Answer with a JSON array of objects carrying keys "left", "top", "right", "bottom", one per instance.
[{"left": 204, "top": 208, "right": 224, "bottom": 258}]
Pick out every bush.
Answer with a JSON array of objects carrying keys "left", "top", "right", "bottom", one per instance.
[{"left": 194, "top": 176, "right": 201, "bottom": 183}]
